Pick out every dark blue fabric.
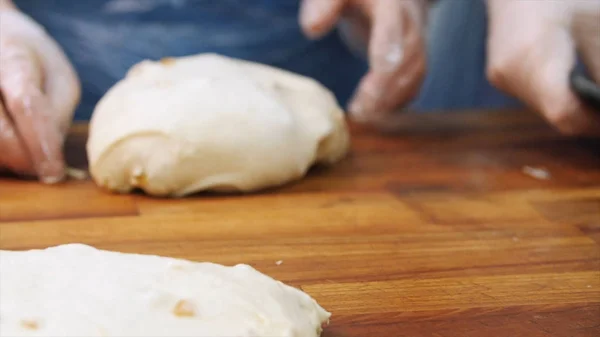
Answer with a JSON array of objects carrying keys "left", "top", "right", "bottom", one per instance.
[
  {"left": 15, "top": 0, "right": 525, "bottom": 121},
  {"left": 410, "top": 0, "right": 522, "bottom": 111},
  {"left": 15, "top": 0, "right": 367, "bottom": 120}
]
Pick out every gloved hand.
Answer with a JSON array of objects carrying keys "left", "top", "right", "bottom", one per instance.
[
  {"left": 0, "top": 0, "right": 80, "bottom": 183},
  {"left": 299, "top": 0, "right": 428, "bottom": 125},
  {"left": 486, "top": 0, "right": 600, "bottom": 136}
]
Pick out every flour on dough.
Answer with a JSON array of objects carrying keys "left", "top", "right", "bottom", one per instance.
[
  {"left": 87, "top": 53, "right": 350, "bottom": 196},
  {"left": 0, "top": 244, "right": 330, "bottom": 337}
]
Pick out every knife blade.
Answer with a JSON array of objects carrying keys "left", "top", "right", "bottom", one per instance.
[{"left": 570, "top": 69, "right": 600, "bottom": 112}]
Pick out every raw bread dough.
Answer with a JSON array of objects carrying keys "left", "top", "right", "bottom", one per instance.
[
  {"left": 0, "top": 244, "right": 330, "bottom": 337},
  {"left": 87, "top": 53, "right": 350, "bottom": 197}
]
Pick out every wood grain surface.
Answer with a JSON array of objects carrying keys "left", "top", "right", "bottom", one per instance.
[{"left": 1, "top": 110, "right": 599, "bottom": 337}]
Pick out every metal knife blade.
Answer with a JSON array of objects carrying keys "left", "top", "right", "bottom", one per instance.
[{"left": 570, "top": 69, "right": 600, "bottom": 112}]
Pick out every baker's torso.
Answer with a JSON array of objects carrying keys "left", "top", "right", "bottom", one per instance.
[{"left": 16, "top": 0, "right": 366, "bottom": 119}]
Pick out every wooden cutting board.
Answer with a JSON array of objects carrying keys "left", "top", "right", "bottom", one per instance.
[{"left": 1, "top": 110, "right": 599, "bottom": 337}]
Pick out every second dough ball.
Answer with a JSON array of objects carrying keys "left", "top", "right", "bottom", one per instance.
[{"left": 87, "top": 54, "right": 350, "bottom": 197}]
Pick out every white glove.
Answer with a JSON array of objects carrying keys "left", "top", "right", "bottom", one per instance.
[
  {"left": 486, "top": 0, "right": 600, "bottom": 136},
  {"left": 0, "top": 1, "right": 80, "bottom": 182},
  {"left": 299, "top": 0, "right": 428, "bottom": 126}
]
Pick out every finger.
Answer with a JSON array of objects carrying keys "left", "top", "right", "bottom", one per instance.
[
  {"left": 368, "top": 0, "right": 407, "bottom": 73},
  {"left": 0, "top": 97, "right": 33, "bottom": 175},
  {"left": 0, "top": 39, "right": 66, "bottom": 182},
  {"left": 487, "top": 5, "right": 600, "bottom": 135},
  {"left": 33, "top": 29, "right": 80, "bottom": 135},
  {"left": 337, "top": 6, "right": 371, "bottom": 59},
  {"left": 571, "top": 5, "right": 600, "bottom": 83},
  {"left": 299, "top": 0, "right": 347, "bottom": 39},
  {"left": 348, "top": 0, "right": 426, "bottom": 122},
  {"left": 349, "top": 45, "right": 426, "bottom": 124}
]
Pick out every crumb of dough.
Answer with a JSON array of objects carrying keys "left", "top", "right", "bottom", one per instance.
[
  {"left": 522, "top": 166, "right": 551, "bottom": 180},
  {"left": 66, "top": 167, "right": 89, "bottom": 180},
  {"left": 275, "top": 260, "right": 283, "bottom": 266}
]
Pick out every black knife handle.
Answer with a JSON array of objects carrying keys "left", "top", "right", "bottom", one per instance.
[{"left": 570, "top": 69, "right": 600, "bottom": 111}]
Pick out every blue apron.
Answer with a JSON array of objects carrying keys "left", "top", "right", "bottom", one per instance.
[
  {"left": 16, "top": 0, "right": 523, "bottom": 121},
  {"left": 16, "top": 0, "right": 368, "bottom": 120}
]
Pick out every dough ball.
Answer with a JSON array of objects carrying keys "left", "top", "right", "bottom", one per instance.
[
  {"left": 0, "top": 244, "right": 331, "bottom": 337},
  {"left": 87, "top": 54, "right": 350, "bottom": 197}
]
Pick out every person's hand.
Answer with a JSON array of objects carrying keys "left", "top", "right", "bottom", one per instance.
[
  {"left": 486, "top": 0, "right": 600, "bottom": 136},
  {"left": 299, "top": 0, "right": 428, "bottom": 125},
  {"left": 0, "top": 1, "right": 80, "bottom": 182}
]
